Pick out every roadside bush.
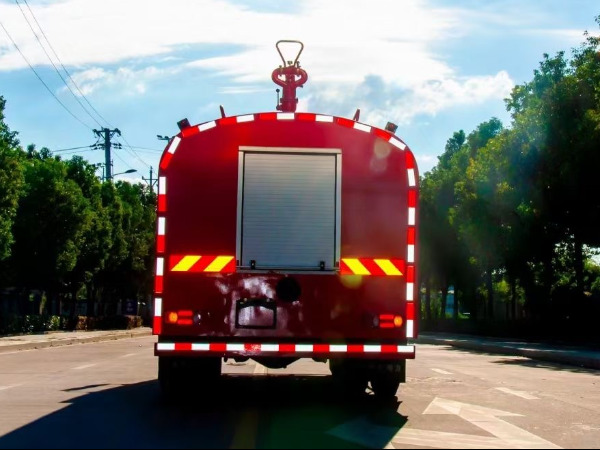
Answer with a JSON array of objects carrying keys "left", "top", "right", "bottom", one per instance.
[{"left": 0, "top": 314, "right": 143, "bottom": 335}]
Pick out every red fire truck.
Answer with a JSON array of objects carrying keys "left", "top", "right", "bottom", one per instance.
[{"left": 153, "top": 41, "right": 418, "bottom": 398}]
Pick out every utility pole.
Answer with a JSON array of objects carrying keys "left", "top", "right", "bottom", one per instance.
[
  {"left": 143, "top": 166, "right": 158, "bottom": 192},
  {"left": 93, "top": 128, "right": 121, "bottom": 181}
]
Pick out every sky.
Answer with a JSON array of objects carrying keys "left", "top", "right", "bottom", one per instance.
[{"left": 0, "top": 0, "right": 598, "bottom": 183}]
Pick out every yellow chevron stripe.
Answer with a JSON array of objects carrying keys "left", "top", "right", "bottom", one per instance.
[
  {"left": 171, "top": 255, "right": 201, "bottom": 272},
  {"left": 374, "top": 259, "right": 403, "bottom": 276},
  {"left": 342, "top": 258, "right": 370, "bottom": 275},
  {"left": 204, "top": 256, "right": 234, "bottom": 272}
]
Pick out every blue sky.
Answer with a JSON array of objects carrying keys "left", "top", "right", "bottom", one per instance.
[{"left": 0, "top": 0, "right": 598, "bottom": 181}]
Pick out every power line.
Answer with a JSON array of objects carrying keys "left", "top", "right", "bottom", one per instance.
[
  {"left": 21, "top": 0, "right": 113, "bottom": 128},
  {"left": 119, "top": 134, "right": 151, "bottom": 168},
  {"left": 15, "top": 0, "right": 103, "bottom": 128},
  {"left": 52, "top": 145, "right": 94, "bottom": 152},
  {"left": 0, "top": 21, "right": 93, "bottom": 130},
  {"left": 126, "top": 146, "right": 163, "bottom": 153}
]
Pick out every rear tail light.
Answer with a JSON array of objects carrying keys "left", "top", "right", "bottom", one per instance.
[
  {"left": 377, "top": 314, "right": 404, "bottom": 329},
  {"left": 166, "top": 310, "right": 194, "bottom": 325}
]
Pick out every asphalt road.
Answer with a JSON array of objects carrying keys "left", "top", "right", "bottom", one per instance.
[{"left": 0, "top": 336, "right": 598, "bottom": 449}]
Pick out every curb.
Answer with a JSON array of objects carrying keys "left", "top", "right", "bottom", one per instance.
[
  {"left": 417, "top": 336, "right": 600, "bottom": 370},
  {"left": 0, "top": 328, "right": 153, "bottom": 353}
]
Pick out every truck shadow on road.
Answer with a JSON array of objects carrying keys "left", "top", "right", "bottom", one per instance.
[{"left": 0, "top": 375, "right": 407, "bottom": 449}]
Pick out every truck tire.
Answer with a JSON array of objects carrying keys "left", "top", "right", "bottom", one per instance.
[
  {"left": 369, "top": 360, "right": 405, "bottom": 398},
  {"left": 370, "top": 372, "right": 402, "bottom": 398},
  {"left": 329, "top": 359, "right": 368, "bottom": 398}
]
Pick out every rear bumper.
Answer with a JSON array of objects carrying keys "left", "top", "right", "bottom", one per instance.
[{"left": 155, "top": 341, "right": 415, "bottom": 359}]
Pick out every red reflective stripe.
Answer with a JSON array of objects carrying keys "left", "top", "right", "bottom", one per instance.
[
  {"left": 407, "top": 228, "right": 416, "bottom": 245},
  {"left": 217, "top": 117, "right": 237, "bottom": 126},
  {"left": 259, "top": 112, "right": 277, "bottom": 120},
  {"left": 156, "top": 235, "right": 165, "bottom": 253},
  {"left": 335, "top": 117, "right": 354, "bottom": 128},
  {"left": 360, "top": 258, "right": 385, "bottom": 276},
  {"left": 244, "top": 343, "right": 261, "bottom": 352},
  {"left": 381, "top": 345, "right": 397, "bottom": 353},
  {"left": 347, "top": 344, "right": 364, "bottom": 353},
  {"left": 314, "top": 344, "right": 329, "bottom": 353},
  {"left": 374, "top": 128, "right": 391, "bottom": 140},
  {"left": 339, "top": 259, "right": 353, "bottom": 275},
  {"left": 221, "top": 258, "right": 236, "bottom": 273},
  {"left": 159, "top": 152, "right": 173, "bottom": 170},
  {"left": 177, "top": 319, "right": 193, "bottom": 325},
  {"left": 153, "top": 316, "right": 162, "bottom": 335},
  {"left": 380, "top": 323, "right": 395, "bottom": 329},
  {"left": 154, "top": 276, "right": 163, "bottom": 293},
  {"left": 405, "top": 151, "right": 415, "bottom": 169},
  {"left": 178, "top": 310, "right": 193, "bottom": 317},
  {"left": 408, "top": 190, "right": 417, "bottom": 207},
  {"left": 279, "top": 343, "right": 295, "bottom": 353},
  {"left": 407, "top": 302, "right": 415, "bottom": 320},
  {"left": 158, "top": 195, "right": 167, "bottom": 212},
  {"left": 379, "top": 314, "right": 394, "bottom": 321},
  {"left": 210, "top": 343, "right": 227, "bottom": 352},
  {"left": 297, "top": 113, "right": 316, "bottom": 121},
  {"left": 407, "top": 265, "right": 415, "bottom": 283},
  {"left": 175, "top": 343, "right": 192, "bottom": 351},
  {"left": 391, "top": 259, "right": 406, "bottom": 275},
  {"left": 181, "top": 126, "right": 199, "bottom": 138}
]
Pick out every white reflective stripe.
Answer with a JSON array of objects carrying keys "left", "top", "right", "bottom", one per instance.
[
  {"left": 156, "top": 257, "right": 164, "bottom": 276},
  {"left": 407, "top": 321, "right": 414, "bottom": 338},
  {"left": 159, "top": 177, "right": 167, "bottom": 195},
  {"left": 192, "top": 343, "right": 210, "bottom": 351},
  {"left": 408, "top": 207, "right": 416, "bottom": 225},
  {"left": 277, "top": 113, "right": 294, "bottom": 120},
  {"left": 398, "top": 344, "right": 415, "bottom": 353},
  {"left": 364, "top": 345, "right": 382, "bottom": 353},
  {"left": 408, "top": 245, "right": 415, "bottom": 263},
  {"left": 389, "top": 137, "right": 406, "bottom": 150},
  {"left": 237, "top": 115, "right": 254, "bottom": 123},
  {"left": 407, "top": 169, "right": 416, "bottom": 187},
  {"left": 199, "top": 121, "right": 216, "bottom": 131},
  {"left": 407, "top": 282, "right": 414, "bottom": 301},
  {"left": 158, "top": 217, "right": 166, "bottom": 235},
  {"left": 316, "top": 115, "right": 334, "bottom": 123},
  {"left": 353, "top": 123, "right": 371, "bottom": 133},
  {"left": 226, "top": 343, "right": 245, "bottom": 351},
  {"left": 157, "top": 343, "right": 175, "bottom": 351},
  {"left": 295, "top": 344, "right": 314, "bottom": 352},
  {"left": 154, "top": 298, "right": 162, "bottom": 316},
  {"left": 330, "top": 344, "right": 348, "bottom": 353},
  {"left": 261, "top": 344, "right": 279, "bottom": 352},
  {"left": 167, "top": 136, "right": 181, "bottom": 154}
]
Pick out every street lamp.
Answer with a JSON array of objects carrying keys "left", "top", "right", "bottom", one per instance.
[
  {"left": 157, "top": 135, "right": 171, "bottom": 141},
  {"left": 113, "top": 169, "right": 137, "bottom": 177}
]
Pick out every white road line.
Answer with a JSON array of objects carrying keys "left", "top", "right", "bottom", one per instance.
[
  {"left": 495, "top": 387, "right": 539, "bottom": 400},
  {"left": 431, "top": 368, "right": 453, "bottom": 375},
  {"left": 73, "top": 364, "right": 97, "bottom": 370},
  {"left": 253, "top": 363, "right": 267, "bottom": 375},
  {"left": 119, "top": 353, "right": 136, "bottom": 358},
  {"left": 0, "top": 384, "right": 22, "bottom": 391}
]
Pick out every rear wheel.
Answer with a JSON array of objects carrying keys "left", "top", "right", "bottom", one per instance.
[
  {"left": 368, "top": 360, "right": 405, "bottom": 398},
  {"left": 329, "top": 359, "right": 368, "bottom": 398}
]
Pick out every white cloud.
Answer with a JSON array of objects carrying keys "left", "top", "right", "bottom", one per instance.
[{"left": 1, "top": 0, "right": 515, "bottom": 122}]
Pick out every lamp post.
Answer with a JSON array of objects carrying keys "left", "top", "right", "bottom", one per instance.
[
  {"left": 113, "top": 169, "right": 137, "bottom": 178},
  {"left": 157, "top": 135, "right": 171, "bottom": 142}
]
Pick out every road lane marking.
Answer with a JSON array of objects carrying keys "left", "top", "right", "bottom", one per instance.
[
  {"left": 253, "top": 363, "right": 267, "bottom": 375},
  {"left": 73, "top": 364, "right": 97, "bottom": 370},
  {"left": 0, "top": 384, "right": 22, "bottom": 391},
  {"left": 495, "top": 387, "right": 539, "bottom": 400},
  {"left": 330, "top": 397, "right": 561, "bottom": 448},
  {"left": 119, "top": 353, "right": 136, "bottom": 358},
  {"left": 431, "top": 368, "right": 453, "bottom": 375}
]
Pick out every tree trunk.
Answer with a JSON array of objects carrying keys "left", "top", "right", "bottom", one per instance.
[
  {"left": 574, "top": 234, "right": 585, "bottom": 301},
  {"left": 441, "top": 285, "right": 448, "bottom": 319},
  {"left": 486, "top": 270, "right": 494, "bottom": 319},
  {"left": 425, "top": 277, "right": 432, "bottom": 320}
]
